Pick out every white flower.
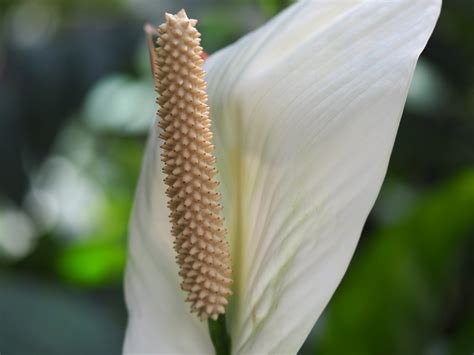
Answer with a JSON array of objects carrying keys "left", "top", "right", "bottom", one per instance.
[{"left": 123, "top": 0, "right": 441, "bottom": 354}]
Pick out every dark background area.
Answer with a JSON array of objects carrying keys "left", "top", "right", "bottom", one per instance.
[{"left": 0, "top": 0, "right": 473, "bottom": 354}]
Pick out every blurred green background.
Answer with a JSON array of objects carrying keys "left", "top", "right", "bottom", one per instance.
[{"left": 0, "top": 0, "right": 473, "bottom": 354}]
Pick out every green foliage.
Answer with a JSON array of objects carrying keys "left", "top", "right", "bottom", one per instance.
[
  {"left": 56, "top": 239, "right": 126, "bottom": 286},
  {"left": 451, "top": 306, "right": 474, "bottom": 355},
  {"left": 53, "top": 137, "right": 143, "bottom": 286},
  {"left": 258, "top": 0, "right": 294, "bottom": 17},
  {"left": 199, "top": 9, "right": 242, "bottom": 54}
]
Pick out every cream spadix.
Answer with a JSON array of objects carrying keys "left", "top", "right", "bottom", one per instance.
[{"left": 154, "top": 9, "right": 232, "bottom": 321}]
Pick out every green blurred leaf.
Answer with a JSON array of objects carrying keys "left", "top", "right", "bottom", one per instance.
[
  {"left": 57, "top": 240, "right": 125, "bottom": 286},
  {"left": 199, "top": 9, "right": 241, "bottom": 53},
  {"left": 451, "top": 307, "right": 474, "bottom": 355},
  {"left": 258, "top": 0, "right": 294, "bottom": 17}
]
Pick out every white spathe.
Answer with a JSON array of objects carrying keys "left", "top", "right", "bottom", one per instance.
[{"left": 123, "top": 0, "right": 441, "bottom": 354}]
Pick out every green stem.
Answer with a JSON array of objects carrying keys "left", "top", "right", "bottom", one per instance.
[{"left": 208, "top": 314, "right": 231, "bottom": 355}]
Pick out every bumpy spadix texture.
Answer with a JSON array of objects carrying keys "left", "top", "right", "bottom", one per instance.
[{"left": 154, "top": 10, "right": 232, "bottom": 321}]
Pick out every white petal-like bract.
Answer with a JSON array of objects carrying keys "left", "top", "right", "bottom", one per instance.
[
  {"left": 204, "top": 0, "right": 441, "bottom": 353},
  {"left": 124, "top": 0, "right": 441, "bottom": 353}
]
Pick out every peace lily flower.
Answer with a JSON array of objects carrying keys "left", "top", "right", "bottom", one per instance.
[{"left": 124, "top": 0, "right": 441, "bottom": 354}]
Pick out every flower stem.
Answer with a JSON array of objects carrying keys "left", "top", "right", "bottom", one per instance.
[{"left": 208, "top": 314, "right": 231, "bottom": 355}]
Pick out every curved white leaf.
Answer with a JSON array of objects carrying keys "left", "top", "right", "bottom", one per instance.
[
  {"left": 204, "top": 0, "right": 441, "bottom": 353},
  {"left": 123, "top": 123, "right": 214, "bottom": 354}
]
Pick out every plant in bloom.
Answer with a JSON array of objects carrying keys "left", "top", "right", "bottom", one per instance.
[{"left": 123, "top": 1, "right": 441, "bottom": 354}]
